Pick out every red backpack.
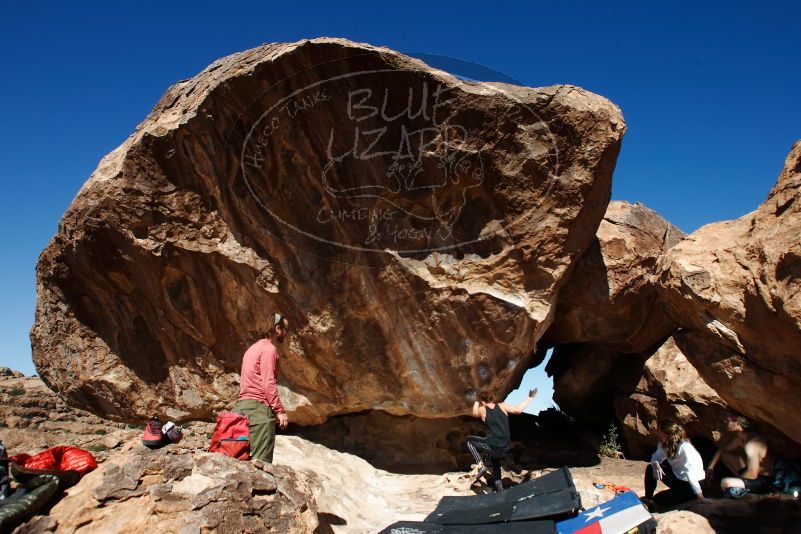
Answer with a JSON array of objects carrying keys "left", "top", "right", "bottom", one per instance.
[{"left": 208, "top": 412, "right": 250, "bottom": 460}]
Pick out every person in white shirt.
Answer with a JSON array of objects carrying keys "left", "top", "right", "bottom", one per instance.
[{"left": 643, "top": 419, "right": 711, "bottom": 508}]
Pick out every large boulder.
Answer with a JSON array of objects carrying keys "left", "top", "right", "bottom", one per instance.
[
  {"left": 31, "top": 38, "right": 625, "bottom": 424},
  {"left": 542, "top": 201, "right": 683, "bottom": 353},
  {"left": 658, "top": 140, "right": 801, "bottom": 444},
  {"left": 19, "top": 443, "right": 320, "bottom": 533}
]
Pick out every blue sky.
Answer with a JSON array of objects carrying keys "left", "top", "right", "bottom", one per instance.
[{"left": 1, "top": 3, "right": 799, "bottom": 414}]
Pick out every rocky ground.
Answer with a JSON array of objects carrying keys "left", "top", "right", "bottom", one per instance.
[{"left": 2, "top": 371, "right": 800, "bottom": 533}]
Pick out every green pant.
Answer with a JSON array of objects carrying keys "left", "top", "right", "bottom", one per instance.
[{"left": 233, "top": 399, "right": 276, "bottom": 463}]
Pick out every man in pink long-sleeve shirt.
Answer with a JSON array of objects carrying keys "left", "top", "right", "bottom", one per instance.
[{"left": 233, "top": 312, "right": 289, "bottom": 463}]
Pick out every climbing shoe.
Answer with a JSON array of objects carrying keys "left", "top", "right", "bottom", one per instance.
[
  {"left": 475, "top": 464, "right": 490, "bottom": 482},
  {"left": 142, "top": 416, "right": 165, "bottom": 448}
]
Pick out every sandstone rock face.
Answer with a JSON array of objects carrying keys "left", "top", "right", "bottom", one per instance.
[
  {"left": 542, "top": 201, "right": 687, "bottom": 436},
  {"left": 614, "top": 335, "right": 728, "bottom": 458},
  {"left": 658, "top": 141, "right": 801, "bottom": 444},
  {"left": 31, "top": 38, "right": 625, "bottom": 424},
  {"left": 543, "top": 201, "right": 683, "bottom": 353},
  {"left": 21, "top": 443, "right": 319, "bottom": 534}
]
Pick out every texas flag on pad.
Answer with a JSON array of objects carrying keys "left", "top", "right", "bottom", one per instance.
[{"left": 556, "top": 491, "right": 655, "bottom": 534}]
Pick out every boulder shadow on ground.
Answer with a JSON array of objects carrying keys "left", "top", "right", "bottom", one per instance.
[
  {"left": 314, "top": 511, "right": 347, "bottom": 534},
  {"left": 291, "top": 409, "right": 603, "bottom": 475}
]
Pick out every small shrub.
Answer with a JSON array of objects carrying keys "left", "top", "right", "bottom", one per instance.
[
  {"left": 8, "top": 388, "right": 25, "bottom": 396},
  {"left": 94, "top": 429, "right": 107, "bottom": 435},
  {"left": 86, "top": 444, "right": 110, "bottom": 453},
  {"left": 599, "top": 422, "right": 623, "bottom": 459}
]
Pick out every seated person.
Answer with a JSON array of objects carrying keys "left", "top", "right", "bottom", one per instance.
[
  {"left": 644, "top": 419, "right": 710, "bottom": 508},
  {"left": 707, "top": 414, "right": 773, "bottom": 497},
  {"left": 467, "top": 388, "right": 537, "bottom": 492}
]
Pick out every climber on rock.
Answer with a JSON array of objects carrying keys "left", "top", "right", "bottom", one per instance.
[
  {"left": 707, "top": 413, "right": 774, "bottom": 497},
  {"left": 466, "top": 388, "right": 537, "bottom": 492}
]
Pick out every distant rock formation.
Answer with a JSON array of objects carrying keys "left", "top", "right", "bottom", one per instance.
[
  {"left": 31, "top": 38, "right": 625, "bottom": 424},
  {"left": 0, "top": 372, "right": 136, "bottom": 454},
  {"left": 0, "top": 367, "right": 25, "bottom": 378}
]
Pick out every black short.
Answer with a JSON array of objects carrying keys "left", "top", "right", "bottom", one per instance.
[{"left": 741, "top": 475, "right": 773, "bottom": 494}]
